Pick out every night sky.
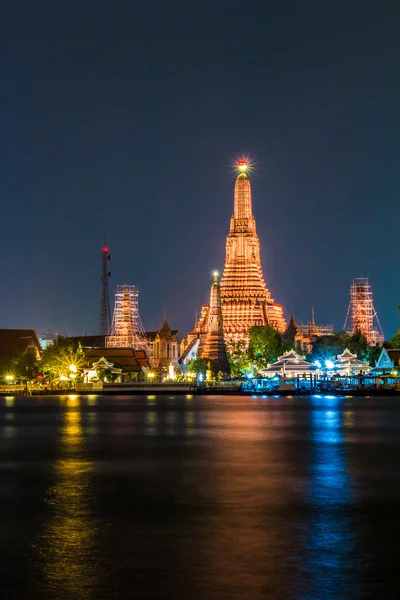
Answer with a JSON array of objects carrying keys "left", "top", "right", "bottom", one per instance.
[{"left": 1, "top": 1, "right": 399, "bottom": 338}]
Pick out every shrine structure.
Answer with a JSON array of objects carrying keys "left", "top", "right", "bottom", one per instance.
[{"left": 179, "top": 272, "right": 229, "bottom": 373}]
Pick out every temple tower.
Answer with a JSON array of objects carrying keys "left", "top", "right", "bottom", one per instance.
[
  {"left": 106, "top": 284, "right": 148, "bottom": 349},
  {"left": 220, "top": 159, "right": 286, "bottom": 342},
  {"left": 344, "top": 277, "right": 384, "bottom": 345},
  {"left": 199, "top": 272, "right": 229, "bottom": 372}
]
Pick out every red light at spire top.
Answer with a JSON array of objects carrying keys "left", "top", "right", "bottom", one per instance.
[
  {"left": 103, "top": 246, "right": 109, "bottom": 253},
  {"left": 236, "top": 157, "right": 250, "bottom": 174}
]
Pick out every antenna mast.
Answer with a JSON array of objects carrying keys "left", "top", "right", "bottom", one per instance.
[{"left": 99, "top": 233, "right": 112, "bottom": 335}]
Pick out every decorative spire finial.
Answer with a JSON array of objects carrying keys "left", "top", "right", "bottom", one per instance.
[{"left": 237, "top": 158, "right": 249, "bottom": 174}]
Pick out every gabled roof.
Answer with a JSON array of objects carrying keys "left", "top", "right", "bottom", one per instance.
[
  {"left": 334, "top": 348, "right": 370, "bottom": 371},
  {"left": 280, "top": 350, "right": 307, "bottom": 362},
  {"left": 85, "top": 347, "right": 149, "bottom": 372},
  {"left": 0, "top": 328, "right": 41, "bottom": 358},
  {"left": 89, "top": 356, "right": 122, "bottom": 373},
  {"left": 179, "top": 336, "right": 200, "bottom": 364},
  {"left": 260, "top": 350, "right": 317, "bottom": 374},
  {"left": 145, "top": 329, "right": 180, "bottom": 342},
  {"left": 336, "top": 348, "right": 357, "bottom": 361}
]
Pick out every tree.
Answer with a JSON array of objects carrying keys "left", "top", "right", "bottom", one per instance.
[
  {"left": 388, "top": 331, "right": 400, "bottom": 350},
  {"left": 310, "top": 329, "right": 379, "bottom": 364},
  {"left": 226, "top": 340, "right": 251, "bottom": 378},
  {"left": 247, "top": 325, "right": 286, "bottom": 370},
  {"left": 346, "top": 331, "right": 369, "bottom": 359},
  {"left": 39, "top": 337, "right": 85, "bottom": 381},
  {"left": 187, "top": 358, "right": 218, "bottom": 376},
  {"left": 11, "top": 351, "right": 39, "bottom": 382},
  {"left": 310, "top": 331, "right": 351, "bottom": 361}
]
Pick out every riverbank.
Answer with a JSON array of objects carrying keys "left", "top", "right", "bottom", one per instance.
[{"left": 1, "top": 385, "right": 400, "bottom": 397}]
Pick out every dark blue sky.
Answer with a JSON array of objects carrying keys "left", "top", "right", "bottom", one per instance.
[{"left": 1, "top": 1, "right": 399, "bottom": 337}]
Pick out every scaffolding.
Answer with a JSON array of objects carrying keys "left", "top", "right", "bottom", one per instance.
[
  {"left": 344, "top": 277, "right": 384, "bottom": 346},
  {"left": 298, "top": 307, "right": 334, "bottom": 338},
  {"left": 298, "top": 323, "right": 334, "bottom": 337},
  {"left": 106, "top": 284, "right": 148, "bottom": 349}
]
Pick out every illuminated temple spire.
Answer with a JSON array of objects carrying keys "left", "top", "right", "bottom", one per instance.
[
  {"left": 220, "top": 158, "right": 286, "bottom": 342},
  {"left": 198, "top": 271, "right": 229, "bottom": 371}
]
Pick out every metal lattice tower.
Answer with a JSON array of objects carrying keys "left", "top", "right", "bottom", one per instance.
[
  {"left": 344, "top": 277, "right": 384, "bottom": 345},
  {"left": 99, "top": 243, "right": 112, "bottom": 335},
  {"left": 106, "top": 284, "right": 148, "bottom": 348}
]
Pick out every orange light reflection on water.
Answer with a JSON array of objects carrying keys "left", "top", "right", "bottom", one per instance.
[{"left": 37, "top": 396, "right": 100, "bottom": 597}]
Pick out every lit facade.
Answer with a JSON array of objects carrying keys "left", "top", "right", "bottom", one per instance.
[
  {"left": 344, "top": 277, "right": 384, "bottom": 346},
  {"left": 148, "top": 315, "right": 183, "bottom": 371},
  {"left": 220, "top": 162, "right": 286, "bottom": 342},
  {"left": 106, "top": 284, "right": 148, "bottom": 349},
  {"left": 285, "top": 308, "right": 334, "bottom": 352},
  {"left": 180, "top": 273, "right": 229, "bottom": 372}
]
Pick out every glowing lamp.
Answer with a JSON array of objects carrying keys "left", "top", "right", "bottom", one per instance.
[
  {"left": 325, "top": 360, "right": 335, "bottom": 369},
  {"left": 237, "top": 159, "right": 248, "bottom": 173},
  {"left": 314, "top": 360, "right": 322, "bottom": 369},
  {"left": 69, "top": 364, "right": 77, "bottom": 373},
  {"left": 103, "top": 247, "right": 109, "bottom": 253}
]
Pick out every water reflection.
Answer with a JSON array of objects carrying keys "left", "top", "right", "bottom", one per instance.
[
  {"left": 200, "top": 408, "right": 294, "bottom": 598},
  {"left": 300, "top": 399, "right": 360, "bottom": 599},
  {"left": 36, "top": 396, "right": 100, "bottom": 597},
  {"left": 145, "top": 410, "right": 157, "bottom": 436}
]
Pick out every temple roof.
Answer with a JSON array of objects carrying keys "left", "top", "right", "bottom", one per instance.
[
  {"left": 284, "top": 313, "right": 301, "bottom": 340},
  {"left": 260, "top": 350, "right": 317, "bottom": 375},
  {"left": 0, "top": 328, "right": 41, "bottom": 360},
  {"left": 334, "top": 348, "right": 370, "bottom": 372},
  {"left": 336, "top": 348, "right": 357, "bottom": 361},
  {"left": 85, "top": 347, "right": 149, "bottom": 372}
]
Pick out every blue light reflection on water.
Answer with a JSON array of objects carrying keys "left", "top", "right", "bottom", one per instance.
[{"left": 299, "top": 396, "right": 361, "bottom": 600}]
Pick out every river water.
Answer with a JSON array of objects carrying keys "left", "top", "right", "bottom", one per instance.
[{"left": 1, "top": 394, "right": 400, "bottom": 599}]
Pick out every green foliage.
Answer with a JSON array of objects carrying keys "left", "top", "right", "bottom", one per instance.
[
  {"left": 124, "top": 371, "right": 140, "bottom": 382},
  {"left": 187, "top": 358, "right": 210, "bottom": 374},
  {"left": 226, "top": 340, "right": 251, "bottom": 377},
  {"left": 226, "top": 326, "right": 291, "bottom": 376},
  {"left": 11, "top": 352, "right": 39, "bottom": 382},
  {"left": 388, "top": 331, "right": 400, "bottom": 349},
  {"left": 96, "top": 368, "right": 120, "bottom": 383},
  {"left": 247, "top": 325, "right": 288, "bottom": 370},
  {"left": 39, "top": 337, "right": 85, "bottom": 380},
  {"left": 310, "top": 330, "right": 380, "bottom": 363}
]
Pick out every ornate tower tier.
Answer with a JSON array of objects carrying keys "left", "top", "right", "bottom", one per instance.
[
  {"left": 220, "top": 160, "right": 286, "bottom": 342},
  {"left": 199, "top": 272, "right": 229, "bottom": 372}
]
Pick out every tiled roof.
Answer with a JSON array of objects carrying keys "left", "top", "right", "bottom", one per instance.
[
  {"left": 0, "top": 328, "right": 41, "bottom": 358},
  {"left": 85, "top": 347, "right": 149, "bottom": 372},
  {"left": 145, "top": 330, "right": 181, "bottom": 341}
]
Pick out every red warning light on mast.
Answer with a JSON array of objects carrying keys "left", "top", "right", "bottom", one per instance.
[{"left": 103, "top": 246, "right": 109, "bottom": 254}]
